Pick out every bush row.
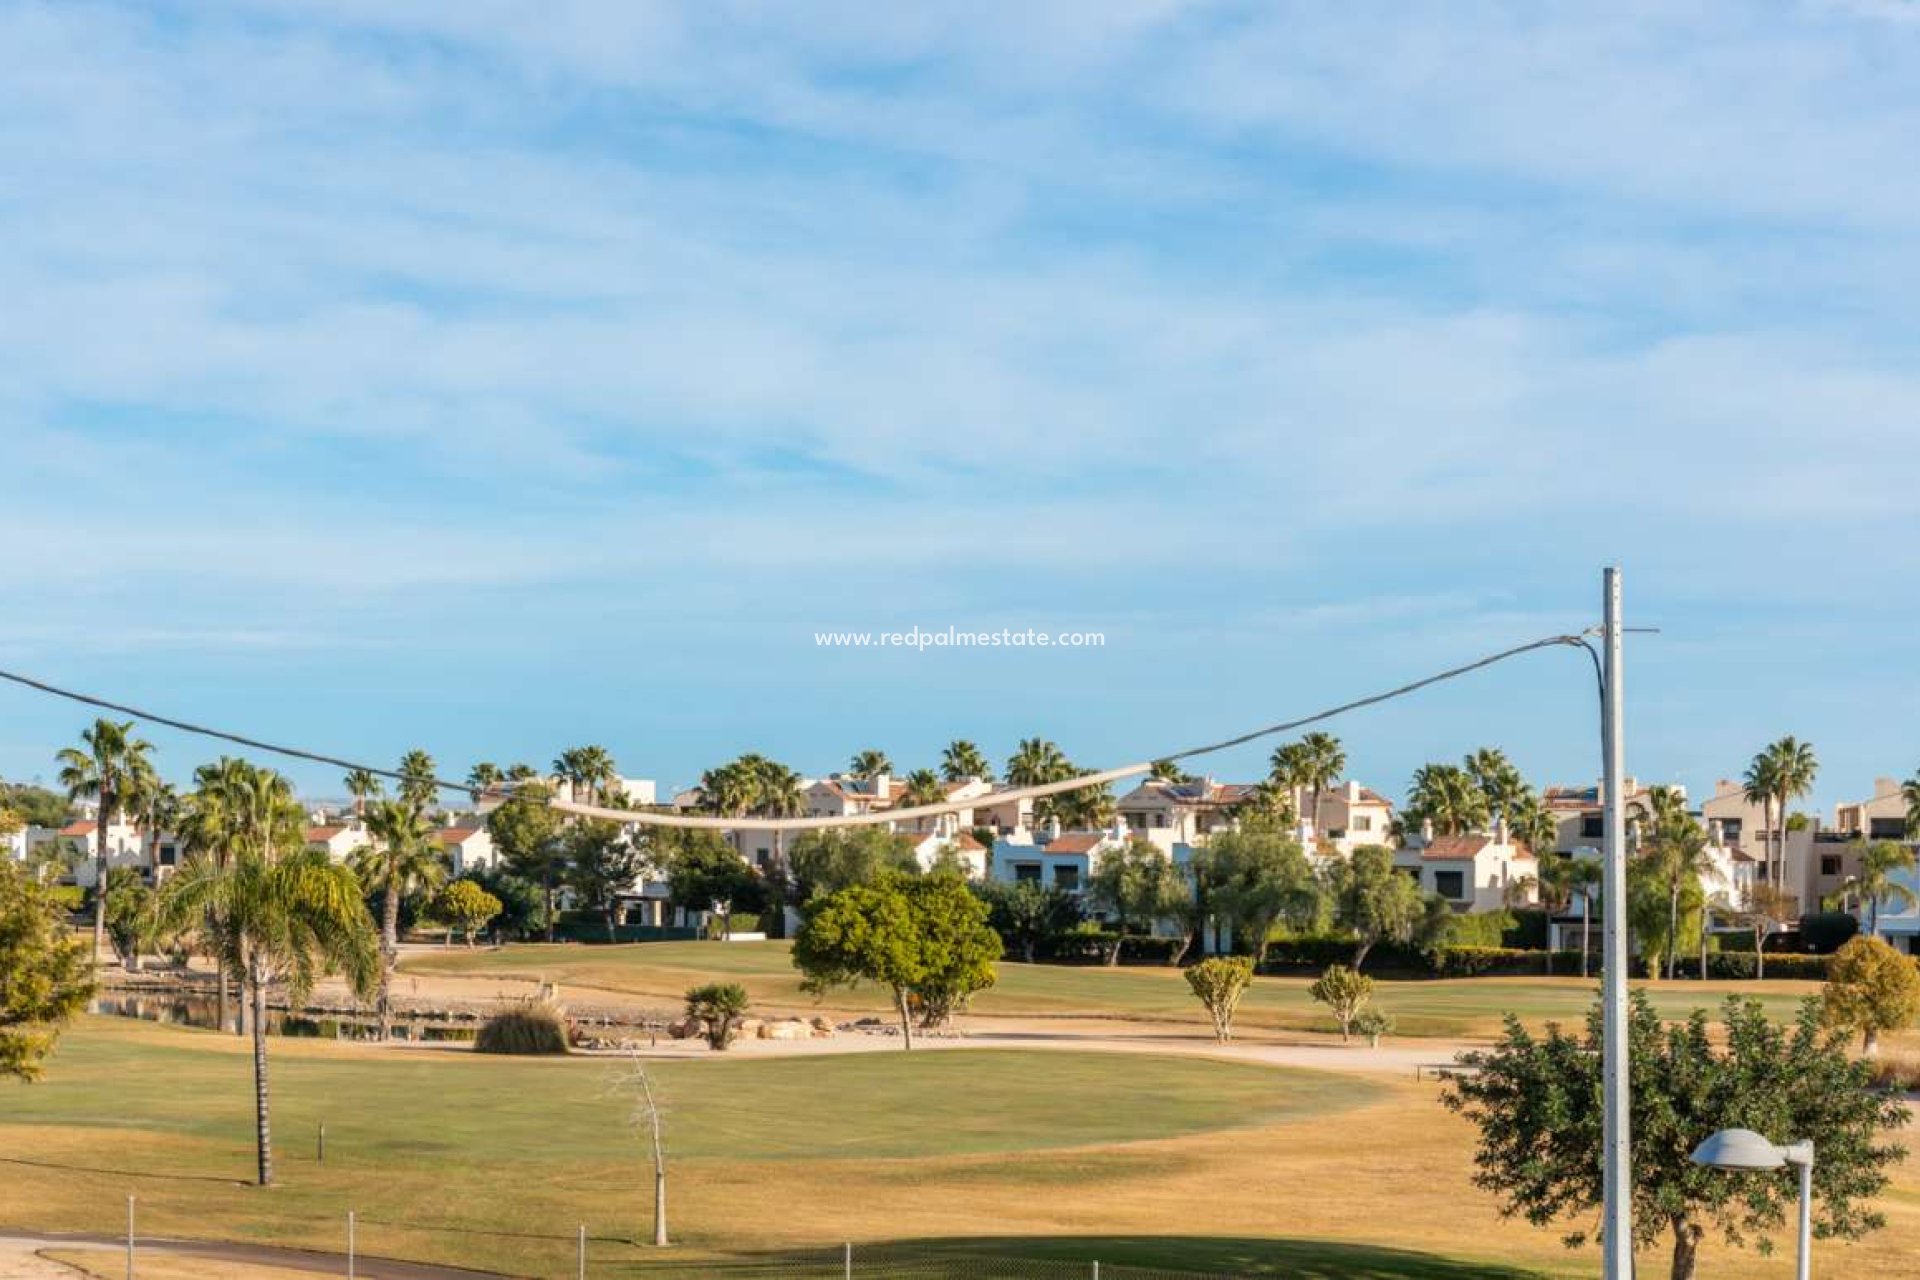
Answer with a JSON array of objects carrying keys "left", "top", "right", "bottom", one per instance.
[{"left": 1045, "top": 931, "right": 1188, "bottom": 965}]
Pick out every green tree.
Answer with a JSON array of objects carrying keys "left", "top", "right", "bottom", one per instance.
[
  {"left": 661, "top": 830, "right": 765, "bottom": 939},
  {"left": 56, "top": 717, "right": 155, "bottom": 965},
  {"left": 1445, "top": 993, "right": 1908, "bottom": 1280},
  {"left": 901, "top": 872, "right": 1002, "bottom": 1028},
  {"left": 847, "top": 748, "right": 893, "bottom": 780},
  {"left": 973, "top": 879, "right": 1081, "bottom": 963},
  {"left": 1842, "top": 840, "right": 1917, "bottom": 937},
  {"left": 786, "top": 826, "right": 915, "bottom": 903},
  {"left": 565, "top": 819, "right": 650, "bottom": 941},
  {"left": 0, "top": 781, "right": 72, "bottom": 829},
  {"left": 352, "top": 799, "right": 448, "bottom": 1038},
  {"left": 684, "top": 982, "right": 750, "bottom": 1050},
  {"left": 157, "top": 760, "right": 377, "bottom": 1185},
  {"left": 1644, "top": 799, "right": 1713, "bottom": 980},
  {"left": 1330, "top": 844, "right": 1428, "bottom": 970},
  {"left": 1085, "top": 838, "right": 1182, "bottom": 965},
  {"left": 1821, "top": 936, "right": 1920, "bottom": 1054},
  {"left": 1197, "top": 814, "right": 1317, "bottom": 966},
  {"left": 793, "top": 872, "right": 999, "bottom": 1048},
  {"left": 1048, "top": 773, "right": 1115, "bottom": 829},
  {"left": 1006, "top": 738, "right": 1069, "bottom": 788},
  {"left": 1185, "top": 956, "right": 1254, "bottom": 1043},
  {"left": 1904, "top": 768, "right": 1920, "bottom": 838},
  {"left": 1403, "top": 763, "right": 1489, "bottom": 837},
  {"left": 1736, "top": 882, "right": 1799, "bottom": 980},
  {"left": 487, "top": 781, "right": 565, "bottom": 942},
  {"left": 435, "top": 878, "right": 502, "bottom": 946},
  {"left": 940, "top": 740, "right": 993, "bottom": 783},
  {"left": 0, "top": 859, "right": 95, "bottom": 1080},
  {"left": 1149, "top": 758, "right": 1198, "bottom": 784},
  {"left": 1309, "top": 964, "right": 1374, "bottom": 1043}
]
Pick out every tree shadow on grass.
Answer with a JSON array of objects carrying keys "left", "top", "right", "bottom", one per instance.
[
  {"left": 617, "top": 1235, "right": 1554, "bottom": 1278},
  {"left": 0, "top": 1154, "right": 243, "bottom": 1186}
]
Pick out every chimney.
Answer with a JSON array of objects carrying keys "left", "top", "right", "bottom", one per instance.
[
  {"left": 1345, "top": 779, "right": 1361, "bottom": 803},
  {"left": 1492, "top": 813, "right": 1508, "bottom": 845},
  {"left": 1043, "top": 815, "right": 1061, "bottom": 842},
  {"left": 1709, "top": 818, "right": 1725, "bottom": 846},
  {"left": 1419, "top": 817, "right": 1434, "bottom": 844}
]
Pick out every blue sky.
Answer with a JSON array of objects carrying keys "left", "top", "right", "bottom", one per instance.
[{"left": 2, "top": 1, "right": 1917, "bottom": 813}]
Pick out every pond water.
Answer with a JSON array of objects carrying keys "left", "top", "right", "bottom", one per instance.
[{"left": 90, "top": 993, "right": 478, "bottom": 1042}]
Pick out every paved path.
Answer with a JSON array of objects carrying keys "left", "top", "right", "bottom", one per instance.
[{"left": 0, "top": 1233, "right": 511, "bottom": 1280}]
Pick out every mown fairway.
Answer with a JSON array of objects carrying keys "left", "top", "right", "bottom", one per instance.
[
  {"left": 5, "top": 1016, "right": 1915, "bottom": 1278},
  {"left": 403, "top": 940, "right": 1823, "bottom": 1038}
]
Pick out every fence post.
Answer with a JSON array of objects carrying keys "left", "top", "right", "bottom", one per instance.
[
  {"left": 126, "top": 1194, "right": 134, "bottom": 1280},
  {"left": 843, "top": 1241, "right": 852, "bottom": 1279},
  {"left": 1092, "top": 1263, "right": 1100, "bottom": 1280},
  {"left": 318, "top": 1121, "right": 326, "bottom": 1164},
  {"left": 577, "top": 1224, "right": 586, "bottom": 1280},
  {"left": 347, "top": 1210, "right": 355, "bottom": 1280}
]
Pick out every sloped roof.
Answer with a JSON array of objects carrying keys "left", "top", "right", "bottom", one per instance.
[
  {"left": 1042, "top": 832, "right": 1105, "bottom": 855},
  {"left": 59, "top": 820, "right": 96, "bottom": 837}
]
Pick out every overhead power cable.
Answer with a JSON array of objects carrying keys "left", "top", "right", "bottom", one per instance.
[{"left": 0, "top": 629, "right": 1597, "bottom": 832}]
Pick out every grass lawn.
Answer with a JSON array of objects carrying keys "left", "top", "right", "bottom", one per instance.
[
  {"left": 402, "top": 940, "right": 1824, "bottom": 1039},
  {"left": 5, "top": 1016, "right": 1915, "bottom": 1278}
]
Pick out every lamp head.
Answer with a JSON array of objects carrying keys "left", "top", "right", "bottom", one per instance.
[{"left": 1691, "top": 1128, "right": 1787, "bottom": 1171}]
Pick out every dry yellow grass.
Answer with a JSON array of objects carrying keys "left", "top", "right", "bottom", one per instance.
[{"left": 39, "top": 1249, "right": 335, "bottom": 1280}]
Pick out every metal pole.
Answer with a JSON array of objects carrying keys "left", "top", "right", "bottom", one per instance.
[
  {"left": 318, "top": 1121, "right": 326, "bottom": 1164},
  {"left": 843, "top": 1241, "right": 852, "bottom": 1279},
  {"left": 1796, "top": 1150, "right": 1814, "bottom": 1280},
  {"left": 126, "top": 1194, "right": 134, "bottom": 1280},
  {"left": 347, "top": 1210, "right": 355, "bottom": 1280},
  {"left": 1600, "top": 566, "right": 1633, "bottom": 1280},
  {"left": 577, "top": 1224, "right": 586, "bottom": 1280}
]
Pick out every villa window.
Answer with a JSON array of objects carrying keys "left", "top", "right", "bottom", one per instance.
[
  {"left": 1014, "top": 863, "right": 1041, "bottom": 883},
  {"left": 1581, "top": 816, "right": 1604, "bottom": 840},
  {"left": 1434, "top": 870, "right": 1466, "bottom": 900},
  {"left": 1870, "top": 818, "right": 1906, "bottom": 840},
  {"left": 1354, "top": 816, "right": 1372, "bottom": 832},
  {"left": 1820, "top": 855, "right": 1843, "bottom": 877},
  {"left": 1053, "top": 866, "right": 1080, "bottom": 890}
]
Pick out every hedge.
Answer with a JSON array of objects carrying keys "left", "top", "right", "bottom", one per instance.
[
  {"left": 1047, "top": 930, "right": 1187, "bottom": 965},
  {"left": 549, "top": 920, "right": 701, "bottom": 944}
]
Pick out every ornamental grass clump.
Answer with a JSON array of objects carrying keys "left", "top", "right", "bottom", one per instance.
[{"left": 474, "top": 1001, "right": 569, "bottom": 1055}]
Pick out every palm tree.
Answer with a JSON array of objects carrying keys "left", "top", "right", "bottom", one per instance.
[
  {"left": 1647, "top": 805, "right": 1713, "bottom": 980},
  {"left": 1150, "top": 758, "right": 1198, "bottom": 784},
  {"left": 1464, "top": 747, "right": 1528, "bottom": 829},
  {"left": 352, "top": 799, "right": 449, "bottom": 1039},
  {"left": 1569, "top": 859, "right": 1602, "bottom": 978},
  {"left": 1844, "top": 840, "right": 1918, "bottom": 937},
  {"left": 397, "top": 749, "right": 439, "bottom": 816},
  {"left": 1050, "top": 774, "right": 1116, "bottom": 830},
  {"left": 1745, "top": 738, "right": 1817, "bottom": 893},
  {"left": 699, "top": 760, "right": 757, "bottom": 817},
  {"left": 940, "top": 741, "right": 993, "bottom": 783},
  {"left": 343, "top": 768, "right": 384, "bottom": 820},
  {"left": 465, "top": 762, "right": 503, "bottom": 807},
  {"left": 901, "top": 769, "right": 945, "bottom": 810},
  {"left": 554, "top": 745, "right": 618, "bottom": 805},
  {"left": 847, "top": 749, "right": 893, "bottom": 780},
  {"left": 1007, "top": 739, "right": 1070, "bottom": 788},
  {"left": 1511, "top": 792, "right": 1558, "bottom": 856},
  {"left": 1268, "top": 741, "right": 1309, "bottom": 808},
  {"left": 1405, "top": 763, "right": 1488, "bottom": 837},
  {"left": 127, "top": 769, "right": 181, "bottom": 880},
  {"left": 1902, "top": 769, "right": 1920, "bottom": 839},
  {"left": 1295, "top": 732, "right": 1347, "bottom": 838},
  {"left": 751, "top": 759, "right": 805, "bottom": 819},
  {"left": 56, "top": 718, "right": 155, "bottom": 965},
  {"left": 157, "top": 759, "right": 376, "bottom": 1186}
]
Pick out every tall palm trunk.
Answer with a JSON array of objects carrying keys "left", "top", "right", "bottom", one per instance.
[
  {"left": 1580, "top": 896, "right": 1592, "bottom": 980},
  {"left": 378, "top": 880, "right": 401, "bottom": 1040},
  {"left": 216, "top": 956, "right": 231, "bottom": 1034},
  {"left": 91, "top": 791, "right": 111, "bottom": 965},
  {"left": 249, "top": 958, "right": 274, "bottom": 1186},
  {"left": 1667, "top": 883, "right": 1680, "bottom": 981}
]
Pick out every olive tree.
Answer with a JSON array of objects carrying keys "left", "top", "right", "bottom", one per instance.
[
  {"left": 1309, "top": 964, "right": 1374, "bottom": 1043},
  {"left": 1446, "top": 993, "right": 1908, "bottom": 1280}
]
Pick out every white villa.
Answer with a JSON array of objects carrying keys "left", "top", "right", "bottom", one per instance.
[{"left": 1393, "top": 822, "right": 1538, "bottom": 912}]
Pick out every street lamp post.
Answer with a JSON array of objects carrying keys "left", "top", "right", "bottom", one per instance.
[{"left": 1691, "top": 1128, "right": 1815, "bottom": 1280}]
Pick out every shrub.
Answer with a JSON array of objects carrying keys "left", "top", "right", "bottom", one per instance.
[
  {"left": 1821, "top": 937, "right": 1920, "bottom": 1054},
  {"left": 1353, "top": 1009, "right": 1396, "bottom": 1048},
  {"left": 1309, "top": 964, "right": 1374, "bottom": 1042},
  {"left": 47, "top": 885, "right": 86, "bottom": 912},
  {"left": 473, "top": 1002, "right": 569, "bottom": 1055},
  {"left": 1441, "top": 910, "right": 1515, "bottom": 950},
  {"left": 704, "top": 913, "right": 760, "bottom": 939},
  {"left": 684, "top": 982, "right": 751, "bottom": 1050},
  {"left": 1863, "top": 1048, "right": 1920, "bottom": 1093},
  {"left": 1691, "top": 952, "right": 1831, "bottom": 981},
  {"left": 1185, "top": 956, "right": 1255, "bottom": 1043}
]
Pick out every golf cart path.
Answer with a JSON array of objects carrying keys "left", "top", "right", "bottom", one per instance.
[{"left": 0, "top": 1232, "right": 510, "bottom": 1280}]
